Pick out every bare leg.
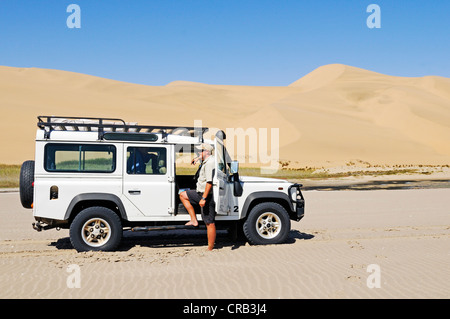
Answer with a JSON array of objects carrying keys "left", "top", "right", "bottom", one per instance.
[
  {"left": 206, "top": 223, "right": 216, "bottom": 250},
  {"left": 179, "top": 191, "right": 198, "bottom": 226}
]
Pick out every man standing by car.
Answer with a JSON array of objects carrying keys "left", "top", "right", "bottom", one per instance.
[{"left": 179, "top": 143, "right": 216, "bottom": 250}]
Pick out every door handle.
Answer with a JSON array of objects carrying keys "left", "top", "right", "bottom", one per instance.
[{"left": 128, "top": 190, "right": 141, "bottom": 195}]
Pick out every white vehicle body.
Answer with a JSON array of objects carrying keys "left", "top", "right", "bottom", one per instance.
[{"left": 20, "top": 116, "right": 305, "bottom": 251}]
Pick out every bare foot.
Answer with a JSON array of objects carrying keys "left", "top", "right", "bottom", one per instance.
[{"left": 185, "top": 221, "right": 199, "bottom": 227}]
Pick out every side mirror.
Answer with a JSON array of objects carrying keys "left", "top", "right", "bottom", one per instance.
[
  {"left": 230, "top": 161, "right": 239, "bottom": 174},
  {"left": 230, "top": 161, "right": 242, "bottom": 197}
]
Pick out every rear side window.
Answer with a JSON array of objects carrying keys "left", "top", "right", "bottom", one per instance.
[{"left": 44, "top": 144, "right": 116, "bottom": 173}]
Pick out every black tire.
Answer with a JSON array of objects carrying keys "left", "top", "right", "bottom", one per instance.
[
  {"left": 243, "top": 202, "right": 291, "bottom": 245},
  {"left": 70, "top": 206, "right": 122, "bottom": 252},
  {"left": 19, "top": 160, "right": 35, "bottom": 209}
]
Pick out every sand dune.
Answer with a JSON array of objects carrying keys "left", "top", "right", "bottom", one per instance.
[{"left": 0, "top": 64, "right": 449, "bottom": 167}]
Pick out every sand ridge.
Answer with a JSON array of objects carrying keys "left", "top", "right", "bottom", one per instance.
[{"left": 1, "top": 63, "right": 449, "bottom": 168}]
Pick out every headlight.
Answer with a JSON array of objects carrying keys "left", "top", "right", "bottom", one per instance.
[{"left": 289, "top": 186, "right": 299, "bottom": 202}]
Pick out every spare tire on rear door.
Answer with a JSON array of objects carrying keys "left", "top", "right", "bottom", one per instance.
[{"left": 20, "top": 160, "right": 35, "bottom": 209}]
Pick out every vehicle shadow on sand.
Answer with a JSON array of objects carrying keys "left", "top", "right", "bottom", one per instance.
[{"left": 52, "top": 229, "right": 314, "bottom": 252}]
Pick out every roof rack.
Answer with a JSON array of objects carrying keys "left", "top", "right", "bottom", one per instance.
[{"left": 37, "top": 115, "right": 208, "bottom": 142}]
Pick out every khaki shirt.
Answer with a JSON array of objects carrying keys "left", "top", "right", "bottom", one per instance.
[{"left": 196, "top": 155, "right": 215, "bottom": 193}]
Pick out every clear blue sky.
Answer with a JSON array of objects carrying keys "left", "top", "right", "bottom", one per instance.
[{"left": 0, "top": 0, "right": 448, "bottom": 86}]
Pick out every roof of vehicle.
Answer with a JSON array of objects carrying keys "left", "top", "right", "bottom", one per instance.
[{"left": 36, "top": 115, "right": 214, "bottom": 145}]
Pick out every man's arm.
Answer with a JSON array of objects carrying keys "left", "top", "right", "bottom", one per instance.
[
  {"left": 203, "top": 182, "right": 212, "bottom": 198},
  {"left": 200, "top": 182, "right": 212, "bottom": 207}
]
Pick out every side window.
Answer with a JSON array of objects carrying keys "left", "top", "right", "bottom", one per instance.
[
  {"left": 44, "top": 144, "right": 116, "bottom": 172},
  {"left": 127, "top": 147, "right": 167, "bottom": 175}
]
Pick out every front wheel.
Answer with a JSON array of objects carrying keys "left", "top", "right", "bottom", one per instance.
[
  {"left": 70, "top": 206, "right": 122, "bottom": 252},
  {"left": 243, "top": 202, "right": 291, "bottom": 245}
]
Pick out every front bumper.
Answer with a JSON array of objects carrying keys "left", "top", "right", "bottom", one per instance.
[{"left": 288, "top": 183, "right": 305, "bottom": 221}]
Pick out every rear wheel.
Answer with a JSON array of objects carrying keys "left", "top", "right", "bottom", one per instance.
[
  {"left": 243, "top": 202, "right": 291, "bottom": 245},
  {"left": 70, "top": 206, "right": 122, "bottom": 252}
]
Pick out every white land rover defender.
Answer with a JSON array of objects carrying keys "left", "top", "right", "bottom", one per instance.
[{"left": 19, "top": 116, "right": 305, "bottom": 252}]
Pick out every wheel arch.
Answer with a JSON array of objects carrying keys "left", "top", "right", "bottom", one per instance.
[
  {"left": 64, "top": 193, "right": 128, "bottom": 222},
  {"left": 241, "top": 191, "right": 294, "bottom": 220}
]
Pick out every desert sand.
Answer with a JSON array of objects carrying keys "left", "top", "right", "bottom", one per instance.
[
  {"left": 0, "top": 188, "right": 449, "bottom": 299},
  {"left": 1, "top": 64, "right": 449, "bottom": 169},
  {"left": 0, "top": 64, "right": 449, "bottom": 300}
]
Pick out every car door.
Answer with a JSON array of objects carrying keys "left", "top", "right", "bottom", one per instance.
[
  {"left": 123, "top": 144, "right": 174, "bottom": 216},
  {"left": 213, "top": 137, "right": 232, "bottom": 215}
]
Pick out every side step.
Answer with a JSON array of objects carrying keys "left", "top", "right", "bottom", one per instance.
[{"left": 131, "top": 225, "right": 206, "bottom": 232}]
